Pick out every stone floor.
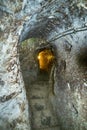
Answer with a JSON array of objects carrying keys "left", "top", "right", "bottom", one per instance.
[{"left": 26, "top": 74, "right": 60, "bottom": 130}]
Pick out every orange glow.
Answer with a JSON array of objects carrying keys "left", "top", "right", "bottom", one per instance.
[
  {"left": 37, "top": 49, "right": 54, "bottom": 71},
  {"left": 37, "top": 55, "right": 41, "bottom": 60}
]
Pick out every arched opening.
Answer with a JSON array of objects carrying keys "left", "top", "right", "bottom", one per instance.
[{"left": 19, "top": 38, "right": 59, "bottom": 130}]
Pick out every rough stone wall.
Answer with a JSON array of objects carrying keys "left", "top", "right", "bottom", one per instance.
[
  {"left": 20, "top": 0, "right": 87, "bottom": 42},
  {"left": 0, "top": 0, "right": 87, "bottom": 130},
  {"left": 51, "top": 31, "right": 87, "bottom": 130},
  {"left": 0, "top": 34, "right": 30, "bottom": 130},
  {"left": 0, "top": 0, "right": 31, "bottom": 130}
]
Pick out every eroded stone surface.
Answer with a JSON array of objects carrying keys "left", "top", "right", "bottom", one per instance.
[
  {"left": 0, "top": 1, "right": 31, "bottom": 129},
  {"left": 0, "top": 33, "right": 31, "bottom": 130},
  {"left": 0, "top": 0, "right": 87, "bottom": 130},
  {"left": 51, "top": 31, "right": 87, "bottom": 130}
]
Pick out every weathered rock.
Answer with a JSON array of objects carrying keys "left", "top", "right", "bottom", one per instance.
[
  {"left": 52, "top": 31, "right": 87, "bottom": 130},
  {"left": 0, "top": 1, "right": 31, "bottom": 129},
  {"left": 0, "top": 0, "right": 87, "bottom": 130}
]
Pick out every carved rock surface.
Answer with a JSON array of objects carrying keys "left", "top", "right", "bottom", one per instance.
[{"left": 0, "top": 0, "right": 87, "bottom": 130}]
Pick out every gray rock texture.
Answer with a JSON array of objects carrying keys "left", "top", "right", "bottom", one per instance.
[
  {"left": 0, "top": 0, "right": 87, "bottom": 130},
  {"left": 52, "top": 31, "right": 87, "bottom": 130},
  {"left": 0, "top": 0, "right": 31, "bottom": 130}
]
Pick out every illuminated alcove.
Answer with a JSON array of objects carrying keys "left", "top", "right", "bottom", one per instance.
[{"left": 19, "top": 38, "right": 56, "bottom": 83}]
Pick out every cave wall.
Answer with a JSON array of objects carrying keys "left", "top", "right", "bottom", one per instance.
[
  {"left": 0, "top": 34, "right": 31, "bottom": 130},
  {"left": 52, "top": 31, "right": 87, "bottom": 130},
  {"left": 0, "top": 1, "right": 31, "bottom": 130},
  {"left": 0, "top": 0, "right": 87, "bottom": 130}
]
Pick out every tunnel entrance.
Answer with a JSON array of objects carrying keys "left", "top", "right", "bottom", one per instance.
[
  {"left": 19, "top": 38, "right": 56, "bottom": 83},
  {"left": 19, "top": 38, "right": 59, "bottom": 130}
]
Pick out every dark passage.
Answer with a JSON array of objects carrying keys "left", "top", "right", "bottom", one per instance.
[{"left": 19, "top": 38, "right": 59, "bottom": 130}]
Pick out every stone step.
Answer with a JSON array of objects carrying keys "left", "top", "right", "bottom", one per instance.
[
  {"left": 31, "top": 109, "right": 59, "bottom": 127},
  {"left": 30, "top": 99, "right": 47, "bottom": 111},
  {"left": 29, "top": 84, "right": 49, "bottom": 90},
  {"left": 28, "top": 81, "right": 59, "bottom": 130},
  {"left": 40, "top": 109, "right": 59, "bottom": 127},
  {"left": 30, "top": 83, "right": 49, "bottom": 89},
  {"left": 28, "top": 82, "right": 50, "bottom": 99},
  {"left": 29, "top": 87, "right": 49, "bottom": 99},
  {"left": 29, "top": 85, "right": 49, "bottom": 93},
  {"left": 32, "top": 126, "right": 60, "bottom": 130},
  {"left": 31, "top": 81, "right": 49, "bottom": 85}
]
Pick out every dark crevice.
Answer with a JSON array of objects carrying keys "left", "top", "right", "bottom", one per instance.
[{"left": 77, "top": 46, "right": 87, "bottom": 70}]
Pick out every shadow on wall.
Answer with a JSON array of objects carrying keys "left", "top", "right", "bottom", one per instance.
[{"left": 77, "top": 46, "right": 87, "bottom": 71}]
